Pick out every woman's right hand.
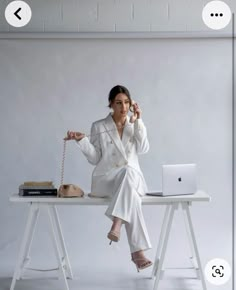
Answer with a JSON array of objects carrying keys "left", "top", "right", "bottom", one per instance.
[{"left": 64, "top": 130, "right": 85, "bottom": 141}]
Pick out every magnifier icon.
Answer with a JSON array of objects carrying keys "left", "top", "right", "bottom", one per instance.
[{"left": 206, "top": 259, "right": 230, "bottom": 285}]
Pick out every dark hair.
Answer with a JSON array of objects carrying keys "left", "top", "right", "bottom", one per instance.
[{"left": 108, "top": 85, "right": 132, "bottom": 108}]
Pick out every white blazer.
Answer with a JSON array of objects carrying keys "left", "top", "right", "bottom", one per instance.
[{"left": 77, "top": 113, "right": 149, "bottom": 196}]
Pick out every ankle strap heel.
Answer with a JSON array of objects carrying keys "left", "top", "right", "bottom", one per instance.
[{"left": 131, "top": 257, "right": 153, "bottom": 272}]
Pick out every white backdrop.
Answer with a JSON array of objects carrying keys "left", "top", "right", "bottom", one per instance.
[{"left": 0, "top": 38, "right": 232, "bottom": 289}]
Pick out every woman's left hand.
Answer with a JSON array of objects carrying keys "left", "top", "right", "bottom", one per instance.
[
  {"left": 133, "top": 102, "right": 142, "bottom": 119},
  {"left": 130, "top": 102, "right": 142, "bottom": 123}
]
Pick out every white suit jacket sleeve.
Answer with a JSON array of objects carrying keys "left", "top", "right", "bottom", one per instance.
[
  {"left": 76, "top": 122, "right": 102, "bottom": 165},
  {"left": 133, "top": 119, "right": 149, "bottom": 154}
]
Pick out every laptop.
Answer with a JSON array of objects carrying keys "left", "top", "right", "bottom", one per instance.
[{"left": 147, "top": 163, "right": 197, "bottom": 196}]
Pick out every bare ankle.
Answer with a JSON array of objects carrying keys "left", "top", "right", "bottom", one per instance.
[
  {"left": 132, "top": 250, "right": 144, "bottom": 258},
  {"left": 111, "top": 217, "right": 122, "bottom": 232},
  {"left": 113, "top": 217, "right": 122, "bottom": 225}
]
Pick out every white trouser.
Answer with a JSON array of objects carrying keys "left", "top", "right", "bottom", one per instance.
[{"left": 104, "top": 167, "right": 152, "bottom": 253}]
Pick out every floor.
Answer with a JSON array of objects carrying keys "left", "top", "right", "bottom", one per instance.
[{"left": 0, "top": 264, "right": 206, "bottom": 290}]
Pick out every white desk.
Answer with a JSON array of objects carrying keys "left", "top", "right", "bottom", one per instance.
[{"left": 10, "top": 190, "right": 210, "bottom": 290}]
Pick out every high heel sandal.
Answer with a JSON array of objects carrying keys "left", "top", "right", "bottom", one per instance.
[
  {"left": 107, "top": 230, "right": 120, "bottom": 245},
  {"left": 131, "top": 256, "right": 153, "bottom": 272}
]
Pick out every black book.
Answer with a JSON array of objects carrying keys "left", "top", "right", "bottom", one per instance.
[{"left": 19, "top": 188, "right": 58, "bottom": 196}]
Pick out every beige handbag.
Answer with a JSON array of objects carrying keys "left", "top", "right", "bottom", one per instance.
[{"left": 58, "top": 140, "right": 84, "bottom": 198}]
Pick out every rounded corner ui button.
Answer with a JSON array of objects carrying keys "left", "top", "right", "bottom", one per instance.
[{"left": 5, "top": 1, "right": 32, "bottom": 28}]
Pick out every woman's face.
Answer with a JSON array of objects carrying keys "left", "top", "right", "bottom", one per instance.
[{"left": 111, "top": 93, "right": 130, "bottom": 117}]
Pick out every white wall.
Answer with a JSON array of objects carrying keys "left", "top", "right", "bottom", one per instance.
[
  {"left": 0, "top": 37, "right": 233, "bottom": 290},
  {"left": 0, "top": 1, "right": 234, "bottom": 289}
]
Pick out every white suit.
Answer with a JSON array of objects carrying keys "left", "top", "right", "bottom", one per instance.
[{"left": 77, "top": 113, "right": 152, "bottom": 253}]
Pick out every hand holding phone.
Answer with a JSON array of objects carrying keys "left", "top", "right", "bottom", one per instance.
[{"left": 130, "top": 100, "right": 142, "bottom": 123}]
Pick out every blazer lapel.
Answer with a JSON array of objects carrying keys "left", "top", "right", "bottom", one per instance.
[
  {"left": 121, "top": 119, "right": 133, "bottom": 149},
  {"left": 103, "top": 113, "right": 127, "bottom": 158}
]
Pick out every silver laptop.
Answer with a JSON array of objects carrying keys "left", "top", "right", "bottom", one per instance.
[{"left": 147, "top": 163, "right": 197, "bottom": 196}]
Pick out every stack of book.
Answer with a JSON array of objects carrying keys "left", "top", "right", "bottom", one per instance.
[{"left": 19, "top": 181, "right": 58, "bottom": 196}]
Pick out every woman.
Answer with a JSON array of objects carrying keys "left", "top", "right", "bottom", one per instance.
[{"left": 65, "top": 85, "right": 152, "bottom": 271}]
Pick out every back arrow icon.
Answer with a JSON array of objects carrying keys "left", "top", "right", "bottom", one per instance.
[{"left": 14, "top": 8, "right": 21, "bottom": 20}]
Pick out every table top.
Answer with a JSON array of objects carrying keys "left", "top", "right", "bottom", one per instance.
[{"left": 10, "top": 190, "right": 211, "bottom": 205}]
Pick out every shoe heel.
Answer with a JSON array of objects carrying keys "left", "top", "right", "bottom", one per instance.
[
  {"left": 132, "top": 259, "right": 140, "bottom": 273},
  {"left": 107, "top": 231, "right": 120, "bottom": 244}
]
